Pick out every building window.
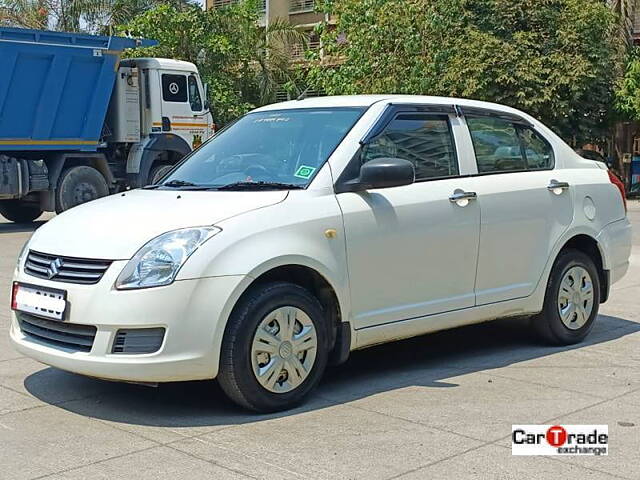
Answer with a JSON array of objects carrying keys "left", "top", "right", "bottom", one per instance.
[{"left": 290, "top": 0, "right": 315, "bottom": 13}]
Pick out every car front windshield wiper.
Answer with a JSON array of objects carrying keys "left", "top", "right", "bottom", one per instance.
[
  {"left": 215, "top": 181, "right": 305, "bottom": 191},
  {"left": 157, "top": 179, "right": 212, "bottom": 190}
]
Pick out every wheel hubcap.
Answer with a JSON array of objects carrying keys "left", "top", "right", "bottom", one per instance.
[
  {"left": 251, "top": 306, "right": 317, "bottom": 393},
  {"left": 557, "top": 266, "right": 594, "bottom": 330}
]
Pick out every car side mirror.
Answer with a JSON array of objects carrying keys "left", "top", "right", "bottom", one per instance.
[{"left": 336, "top": 157, "right": 415, "bottom": 193}]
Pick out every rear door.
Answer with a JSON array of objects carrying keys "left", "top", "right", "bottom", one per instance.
[{"left": 464, "top": 113, "right": 574, "bottom": 305}]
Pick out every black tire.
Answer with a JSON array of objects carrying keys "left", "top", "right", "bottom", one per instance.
[
  {"left": 55, "top": 165, "right": 109, "bottom": 213},
  {"left": 218, "top": 282, "right": 330, "bottom": 413},
  {"left": 148, "top": 163, "right": 174, "bottom": 185},
  {"left": 533, "top": 249, "right": 601, "bottom": 345},
  {"left": 0, "top": 200, "right": 42, "bottom": 223}
]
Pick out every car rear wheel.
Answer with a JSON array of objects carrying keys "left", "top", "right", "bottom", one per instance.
[
  {"left": 218, "top": 282, "right": 329, "bottom": 412},
  {"left": 533, "top": 249, "right": 600, "bottom": 345},
  {"left": 55, "top": 165, "right": 109, "bottom": 213},
  {"left": 0, "top": 200, "right": 42, "bottom": 223}
]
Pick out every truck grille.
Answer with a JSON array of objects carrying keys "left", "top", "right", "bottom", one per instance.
[
  {"left": 25, "top": 251, "right": 111, "bottom": 285},
  {"left": 17, "top": 313, "right": 96, "bottom": 352}
]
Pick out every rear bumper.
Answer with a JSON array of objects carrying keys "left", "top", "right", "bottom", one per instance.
[
  {"left": 597, "top": 217, "right": 632, "bottom": 286},
  {"left": 9, "top": 263, "right": 247, "bottom": 382}
]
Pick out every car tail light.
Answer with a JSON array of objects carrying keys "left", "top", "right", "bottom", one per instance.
[{"left": 608, "top": 170, "right": 627, "bottom": 212}]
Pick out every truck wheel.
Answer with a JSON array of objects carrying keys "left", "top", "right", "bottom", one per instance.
[
  {"left": 0, "top": 200, "right": 42, "bottom": 223},
  {"left": 55, "top": 165, "right": 109, "bottom": 213},
  {"left": 148, "top": 163, "right": 174, "bottom": 185},
  {"left": 218, "top": 282, "right": 330, "bottom": 413}
]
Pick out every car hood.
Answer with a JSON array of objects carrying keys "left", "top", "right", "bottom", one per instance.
[{"left": 28, "top": 189, "right": 288, "bottom": 259}]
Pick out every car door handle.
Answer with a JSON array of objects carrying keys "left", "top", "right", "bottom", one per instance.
[
  {"left": 449, "top": 190, "right": 477, "bottom": 203},
  {"left": 547, "top": 180, "right": 570, "bottom": 191}
]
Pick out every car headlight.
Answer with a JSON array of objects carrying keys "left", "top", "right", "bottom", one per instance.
[{"left": 115, "top": 227, "right": 220, "bottom": 290}]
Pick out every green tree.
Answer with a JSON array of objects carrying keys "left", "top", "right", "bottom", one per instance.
[
  {"left": 309, "top": 0, "right": 622, "bottom": 144},
  {"left": 616, "top": 49, "right": 640, "bottom": 121},
  {"left": 0, "top": 0, "right": 192, "bottom": 34}
]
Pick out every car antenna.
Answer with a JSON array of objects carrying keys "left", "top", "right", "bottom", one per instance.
[{"left": 296, "top": 87, "right": 310, "bottom": 101}]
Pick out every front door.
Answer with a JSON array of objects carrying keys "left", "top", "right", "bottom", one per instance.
[{"left": 337, "top": 111, "right": 481, "bottom": 329}]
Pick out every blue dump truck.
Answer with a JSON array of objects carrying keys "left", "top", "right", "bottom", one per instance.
[{"left": 0, "top": 27, "right": 214, "bottom": 222}]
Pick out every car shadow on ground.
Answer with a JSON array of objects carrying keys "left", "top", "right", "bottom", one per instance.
[{"left": 23, "top": 313, "right": 640, "bottom": 427}]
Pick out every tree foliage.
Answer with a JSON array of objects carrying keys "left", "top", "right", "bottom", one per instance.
[
  {"left": 616, "top": 48, "right": 640, "bottom": 120},
  {"left": 0, "top": 0, "right": 191, "bottom": 34},
  {"left": 121, "top": 0, "right": 305, "bottom": 124},
  {"left": 309, "top": 0, "right": 623, "bottom": 144}
]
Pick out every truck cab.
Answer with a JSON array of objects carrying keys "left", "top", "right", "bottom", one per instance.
[{"left": 113, "top": 58, "right": 214, "bottom": 187}]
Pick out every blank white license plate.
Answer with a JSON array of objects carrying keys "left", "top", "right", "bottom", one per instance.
[{"left": 13, "top": 283, "right": 67, "bottom": 321}]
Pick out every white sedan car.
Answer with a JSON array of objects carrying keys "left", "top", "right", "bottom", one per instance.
[{"left": 9, "top": 95, "right": 631, "bottom": 412}]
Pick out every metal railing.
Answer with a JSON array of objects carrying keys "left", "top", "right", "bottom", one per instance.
[
  {"left": 212, "top": 0, "right": 237, "bottom": 7},
  {"left": 291, "top": 32, "right": 320, "bottom": 60},
  {"left": 212, "top": 0, "right": 266, "bottom": 11},
  {"left": 290, "top": 0, "right": 315, "bottom": 13}
]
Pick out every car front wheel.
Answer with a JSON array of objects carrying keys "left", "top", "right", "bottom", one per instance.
[
  {"left": 534, "top": 249, "right": 601, "bottom": 345},
  {"left": 218, "top": 282, "right": 329, "bottom": 412}
]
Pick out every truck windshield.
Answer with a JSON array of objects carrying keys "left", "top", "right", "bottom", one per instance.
[{"left": 160, "top": 107, "right": 365, "bottom": 190}]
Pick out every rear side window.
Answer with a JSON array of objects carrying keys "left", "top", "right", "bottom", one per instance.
[
  {"left": 466, "top": 117, "right": 526, "bottom": 173},
  {"left": 362, "top": 114, "right": 459, "bottom": 181},
  {"left": 466, "top": 116, "right": 554, "bottom": 173},
  {"left": 162, "top": 74, "right": 187, "bottom": 102},
  {"left": 519, "top": 127, "right": 554, "bottom": 170}
]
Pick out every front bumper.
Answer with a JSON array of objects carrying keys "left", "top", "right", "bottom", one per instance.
[{"left": 9, "top": 262, "right": 247, "bottom": 382}]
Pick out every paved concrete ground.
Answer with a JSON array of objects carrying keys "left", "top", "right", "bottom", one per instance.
[{"left": 0, "top": 205, "right": 639, "bottom": 480}]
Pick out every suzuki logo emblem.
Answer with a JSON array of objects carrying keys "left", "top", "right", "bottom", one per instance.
[{"left": 47, "top": 258, "right": 63, "bottom": 279}]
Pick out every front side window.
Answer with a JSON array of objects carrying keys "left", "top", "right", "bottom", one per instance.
[
  {"left": 162, "top": 74, "right": 187, "bottom": 102},
  {"left": 188, "top": 75, "right": 203, "bottom": 112},
  {"left": 466, "top": 116, "right": 526, "bottom": 173},
  {"left": 162, "top": 107, "right": 365, "bottom": 189},
  {"left": 362, "top": 114, "right": 459, "bottom": 180}
]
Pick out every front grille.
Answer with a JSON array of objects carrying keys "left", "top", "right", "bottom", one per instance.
[
  {"left": 112, "top": 328, "right": 165, "bottom": 354},
  {"left": 25, "top": 250, "right": 111, "bottom": 284},
  {"left": 18, "top": 313, "right": 96, "bottom": 352}
]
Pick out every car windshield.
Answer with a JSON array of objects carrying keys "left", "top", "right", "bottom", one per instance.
[{"left": 160, "top": 107, "right": 366, "bottom": 190}]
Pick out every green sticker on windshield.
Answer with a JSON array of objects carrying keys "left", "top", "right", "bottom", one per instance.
[{"left": 294, "top": 165, "right": 316, "bottom": 179}]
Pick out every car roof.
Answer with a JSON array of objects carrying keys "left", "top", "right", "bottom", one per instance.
[{"left": 253, "top": 94, "right": 534, "bottom": 119}]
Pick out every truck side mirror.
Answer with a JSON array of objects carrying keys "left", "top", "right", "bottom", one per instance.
[{"left": 204, "top": 83, "right": 210, "bottom": 111}]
